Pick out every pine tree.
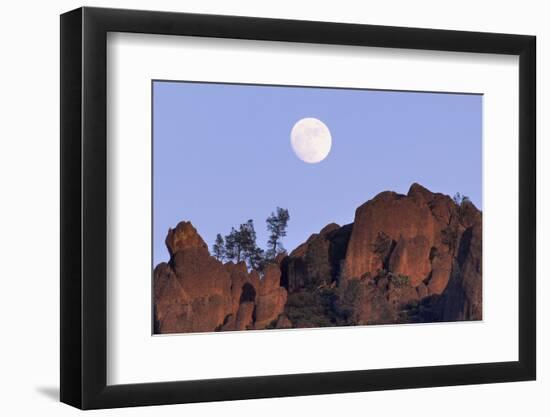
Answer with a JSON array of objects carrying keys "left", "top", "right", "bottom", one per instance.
[
  {"left": 224, "top": 227, "right": 241, "bottom": 263},
  {"left": 240, "top": 220, "right": 264, "bottom": 270},
  {"left": 214, "top": 208, "right": 290, "bottom": 270},
  {"left": 453, "top": 192, "right": 471, "bottom": 206},
  {"left": 266, "top": 207, "right": 290, "bottom": 260},
  {"left": 222, "top": 220, "right": 262, "bottom": 268},
  {"left": 212, "top": 234, "right": 225, "bottom": 261}
]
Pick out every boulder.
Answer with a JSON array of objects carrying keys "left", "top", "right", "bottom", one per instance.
[
  {"left": 255, "top": 288, "right": 288, "bottom": 329},
  {"left": 407, "top": 182, "right": 435, "bottom": 204},
  {"left": 343, "top": 190, "right": 438, "bottom": 281},
  {"left": 165, "top": 221, "right": 208, "bottom": 257},
  {"left": 281, "top": 223, "right": 352, "bottom": 292},
  {"left": 428, "top": 251, "right": 453, "bottom": 294},
  {"left": 260, "top": 263, "right": 283, "bottom": 295},
  {"left": 172, "top": 247, "right": 231, "bottom": 301},
  {"left": 457, "top": 222, "right": 483, "bottom": 319},
  {"left": 428, "top": 194, "right": 456, "bottom": 227},
  {"left": 254, "top": 263, "right": 288, "bottom": 329},
  {"left": 153, "top": 262, "right": 186, "bottom": 333},
  {"left": 154, "top": 222, "right": 233, "bottom": 334},
  {"left": 459, "top": 200, "right": 482, "bottom": 229},
  {"left": 429, "top": 221, "right": 482, "bottom": 322}
]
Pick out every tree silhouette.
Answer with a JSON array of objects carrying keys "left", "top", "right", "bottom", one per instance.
[
  {"left": 212, "top": 234, "right": 225, "bottom": 261},
  {"left": 224, "top": 227, "right": 241, "bottom": 263},
  {"left": 266, "top": 207, "right": 290, "bottom": 260},
  {"left": 240, "top": 220, "right": 265, "bottom": 270},
  {"left": 223, "top": 220, "right": 264, "bottom": 269},
  {"left": 244, "top": 240, "right": 264, "bottom": 272},
  {"left": 453, "top": 192, "right": 471, "bottom": 206},
  {"left": 213, "top": 208, "right": 290, "bottom": 270}
]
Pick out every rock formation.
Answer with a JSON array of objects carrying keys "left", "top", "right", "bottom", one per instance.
[
  {"left": 335, "top": 183, "right": 482, "bottom": 324},
  {"left": 254, "top": 264, "right": 288, "bottom": 329},
  {"left": 154, "top": 183, "right": 482, "bottom": 334},
  {"left": 280, "top": 223, "right": 352, "bottom": 292},
  {"left": 154, "top": 221, "right": 288, "bottom": 334},
  {"left": 154, "top": 222, "right": 233, "bottom": 334},
  {"left": 344, "top": 186, "right": 439, "bottom": 284}
]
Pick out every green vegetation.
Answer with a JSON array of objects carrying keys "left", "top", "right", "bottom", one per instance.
[
  {"left": 389, "top": 274, "right": 410, "bottom": 287},
  {"left": 453, "top": 192, "right": 471, "bottom": 206},
  {"left": 286, "top": 289, "right": 335, "bottom": 327},
  {"left": 212, "top": 234, "right": 225, "bottom": 260},
  {"left": 285, "top": 286, "right": 355, "bottom": 328},
  {"left": 334, "top": 279, "right": 361, "bottom": 324},
  {"left": 213, "top": 219, "right": 264, "bottom": 270},
  {"left": 211, "top": 207, "right": 290, "bottom": 270},
  {"left": 266, "top": 207, "right": 290, "bottom": 260}
]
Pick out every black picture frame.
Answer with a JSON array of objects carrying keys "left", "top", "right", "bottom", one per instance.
[{"left": 60, "top": 6, "right": 536, "bottom": 410}]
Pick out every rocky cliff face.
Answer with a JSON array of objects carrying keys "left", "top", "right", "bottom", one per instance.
[
  {"left": 154, "top": 221, "right": 288, "bottom": 334},
  {"left": 154, "top": 183, "right": 482, "bottom": 334},
  {"left": 335, "top": 183, "right": 482, "bottom": 325},
  {"left": 280, "top": 223, "right": 352, "bottom": 292}
]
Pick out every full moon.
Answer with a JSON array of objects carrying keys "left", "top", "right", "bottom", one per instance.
[{"left": 290, "top": 117, "right": 332, "bottom": 163}]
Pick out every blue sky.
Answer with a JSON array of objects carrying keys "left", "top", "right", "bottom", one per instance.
[{"left": 153, "top": 81, "right": 482, "bottom": 266}]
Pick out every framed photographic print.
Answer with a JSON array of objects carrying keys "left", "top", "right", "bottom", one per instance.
[{"left": 60, "top": 6, "right": 536, "bottom": 410}]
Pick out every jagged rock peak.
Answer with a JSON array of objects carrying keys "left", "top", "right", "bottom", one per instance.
[
  {"left": 154, "top": 183, "right": 482, "bottom": 334},
  {"left": 165, "top": 221, "right": 208, "bottom": 257},
  {"left": 407, "top": 182, "right": 435, "bottom": 202},
  {"left": 319, "top": 223, "right": 341, "bottom": 235}
]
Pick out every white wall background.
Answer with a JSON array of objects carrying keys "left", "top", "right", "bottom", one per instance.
[{"left": 0, "top": 0, "right": 546, "bottom": 415}]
